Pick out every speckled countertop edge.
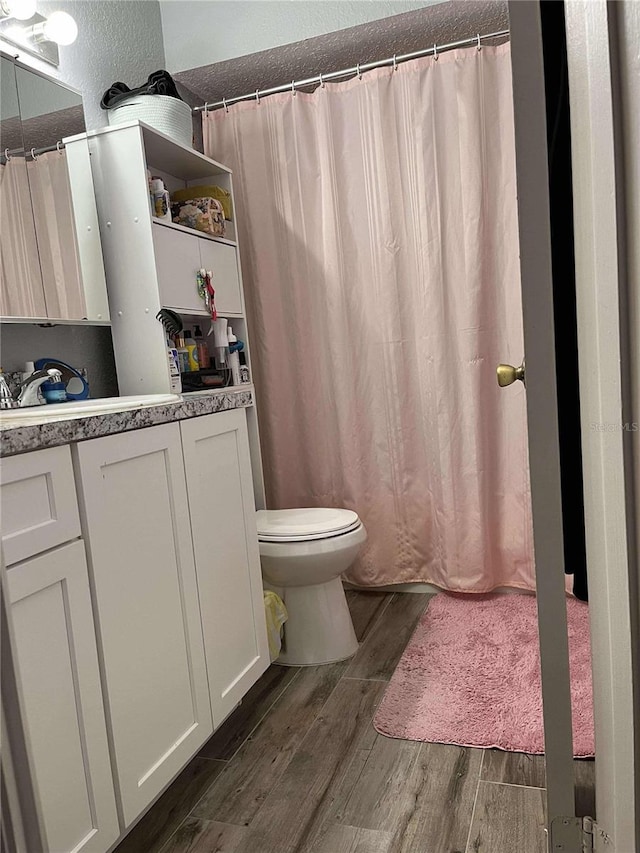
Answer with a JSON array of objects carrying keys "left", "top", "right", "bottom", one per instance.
[{"left": 0, "top": 388, "right": 254, "bottom": 457}]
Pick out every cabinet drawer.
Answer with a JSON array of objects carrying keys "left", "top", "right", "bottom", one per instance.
[
  {"left": 1, "top": 445, "right": 80, "bottom": 565},
  {"left": 199, "top": 239, "right": 242, "bottom": 315}
]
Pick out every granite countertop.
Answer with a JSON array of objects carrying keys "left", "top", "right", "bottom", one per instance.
[{"left": 0, "top": 387, "right": 254, "bottom": 457}]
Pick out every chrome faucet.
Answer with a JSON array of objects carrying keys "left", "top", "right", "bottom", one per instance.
[{"left": 0, "top": 369, "right": 63, "bottom": 409}]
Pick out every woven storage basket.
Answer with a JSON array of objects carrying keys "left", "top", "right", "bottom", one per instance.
[{"left": 108, "top": 94, "right": 193, "bottom": 148}]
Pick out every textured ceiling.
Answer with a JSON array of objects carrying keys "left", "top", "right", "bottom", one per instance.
[{"left": 175, "top": 0, "right": 508, "bottom": 106}]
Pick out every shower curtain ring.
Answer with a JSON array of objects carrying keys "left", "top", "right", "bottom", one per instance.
[
  {"left": 30, "top": 148, "right": 37, "bottom": 160},
  {"left": 222, "top": 97, "right": 229, "bottom": 113},
  {"left": 203, "top": 102, "right": 209, "bottom": 114},
  {"left": 4, "top": 148, "right": 10, "bottom": 161},
  {"left": 291, "top": 80, "right": 296, "bottom": 96},
  {"left": 356, "top": 62, "right": 362, "bottom": 79},
  {"left": 433, "top": 43, "right": 438, "bottom": 61},
  {"left": 477, "top": 33, "right": 482, "bottom": 51},
  {"left": 255, "top": 89, "right": 260, "bottom": 103},
  {"left": 319, "top": 72, "right": 325, "bottom": 88},
  {"left": 392, "top": 54, "right": 398, "bottom": 72},
  {"left": 56, "top": 140, "right": 63, "bottom": 154}
]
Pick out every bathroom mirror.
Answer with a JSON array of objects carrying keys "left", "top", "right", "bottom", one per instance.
[
  {"left": 0, "top": 55, "right": 47, "bottom": 317},
  {"left": 0, "top": 53, "right": 109, "bottom": 322}
]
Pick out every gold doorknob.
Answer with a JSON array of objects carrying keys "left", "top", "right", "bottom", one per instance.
[{"left": 497, "top": 362, "right": 525, "bottom": 387}]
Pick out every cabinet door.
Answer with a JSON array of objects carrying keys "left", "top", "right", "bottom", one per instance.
[
  {"left": 7, "top": 540, "right": 119, "bottom": 853},
  {"left": 73, "top": 424, "right": 212, "bottom": 826},
  {"left": 153, "top": 224, "right": 203, "bottom": 314},
  {"left": 180, "top": 410, "right": 269, "bottom": 726},
  {"left": 199, "top": 239, "right": 242, "bottom": 315}
]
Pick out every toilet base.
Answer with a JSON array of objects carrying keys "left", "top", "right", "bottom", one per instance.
[{"left": 275, "top": 577, "right": 359, "bottom": 666}]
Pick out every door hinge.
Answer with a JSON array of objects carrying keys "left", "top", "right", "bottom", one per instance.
[{"left": 550, "top": 816, "right": 613, "bottom": 853}]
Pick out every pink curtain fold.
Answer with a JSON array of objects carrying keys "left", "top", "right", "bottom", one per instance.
[
  {"left": 27, "top": 150, "right": 86, "bottom": 319},
  {"left": 0, "top": 157, "right": 46, "bottom": 316},
  {"left": 203, "top": 44, "right": 535, "bottom": 591}
]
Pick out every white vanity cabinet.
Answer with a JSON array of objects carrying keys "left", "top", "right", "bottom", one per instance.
[
  {"left": 73, "top": 423, "right": 213, "bottom": 827},
  {"left": 2, "top": 407, "right": 268, "bottom": 849},
  {"left": 0, "top": 448, "right": 119, "bottom": 853},
  {"left": 181, "top": 410, "right": 269, "bottom": 725}
]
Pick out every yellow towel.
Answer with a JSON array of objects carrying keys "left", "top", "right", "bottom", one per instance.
[{"left": 264, "top": 590, "right": 288, "bottom": 661}]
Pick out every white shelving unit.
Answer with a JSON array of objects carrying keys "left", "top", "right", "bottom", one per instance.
[
  {"left": 151, "top": 217, "right": 237, "bottom": 247},
  {"left": 86, "top": 120, "right": 265, "bottom": 505}
]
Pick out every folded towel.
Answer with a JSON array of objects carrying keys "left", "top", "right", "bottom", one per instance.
[{"left": 101, "top": 70, "right": 183, "bottom": 110}]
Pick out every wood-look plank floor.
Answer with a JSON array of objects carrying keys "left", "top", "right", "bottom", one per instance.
[{"left": 113, "top": 590, "right": 595, "bottom": 853}]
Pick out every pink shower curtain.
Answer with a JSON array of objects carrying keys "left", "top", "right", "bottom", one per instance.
[{"left": 204, "top": 43, "right": 535, "bottom": 591}]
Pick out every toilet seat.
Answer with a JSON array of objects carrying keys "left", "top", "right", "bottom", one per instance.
[{"left": 256, "top": 508, "right": 361, "bottom": 543}]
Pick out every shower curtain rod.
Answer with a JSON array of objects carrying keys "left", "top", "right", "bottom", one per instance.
[
  {"left": 2, "top": 141, "right": 65, "bottom": 162},
  {"left": 193, "top": 29, "right": 510, "bottom": 113}
]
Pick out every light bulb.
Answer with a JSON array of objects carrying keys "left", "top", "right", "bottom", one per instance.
[
  {"left": 1, "top": 0, "right": 37, "bottom": 20},
  {"left": 42, "top": 10, "right": 77, "bottom": 45}
]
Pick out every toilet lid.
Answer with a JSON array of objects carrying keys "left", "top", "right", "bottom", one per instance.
[{"left": 256, "top": 508, "right": 361, "bottom": 542}]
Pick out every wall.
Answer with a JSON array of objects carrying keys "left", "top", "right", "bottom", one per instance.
[
  {"left": 172, "top": 0, "right": 508, "bottom": 109},
  {"left": 160, "top": 0, "right": 437, "bottom": 73},
  {"left": 1, "top": 325, "right": 119, "bottom": 398}
]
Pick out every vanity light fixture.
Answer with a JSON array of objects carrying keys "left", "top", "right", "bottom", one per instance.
[
  {"left": 0, "top": 0, "right": 37, "bottom": 21},
  {"left": 28, "top": 10, "right": 77, "bottom": 45},
  {"left": 0, "top": 5, "right": 77, "bottom": 65}
]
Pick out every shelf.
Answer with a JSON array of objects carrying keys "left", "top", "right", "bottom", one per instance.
[
  {"left": 152, "top": 217, "right": 237, "bottom": 247},
  {"left": 86, "top": 120, "right": 230, "bottom": 182},
  {"left": 0, "top": 316, "right": 111, "bottom": 326},
  {"left": 183, "top": 384, "right": 253, "bottom": 397},
  {"left": 161, "top": 307, "right": 245, "bottom": 321}
]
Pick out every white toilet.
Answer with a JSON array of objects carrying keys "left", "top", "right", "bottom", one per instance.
[{"left": 256, "top": 508, "right": 367, "bottom": 666}]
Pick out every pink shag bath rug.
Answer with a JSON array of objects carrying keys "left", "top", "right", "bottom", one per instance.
[{"left": 374, "top": 593, "right": 594, "bottom": 756}]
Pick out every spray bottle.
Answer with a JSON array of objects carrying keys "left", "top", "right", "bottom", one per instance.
[{"left": 227, "top": 326, "right": 241, "bottom": 386}]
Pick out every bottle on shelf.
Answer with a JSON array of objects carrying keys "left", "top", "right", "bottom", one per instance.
[
  {"left": 166, "top": 338, "right": 182, "bottom": 393},
  {"left": 183, "top": 330, "right": 200, "bottom": 372},
  {"left": 193, "top": 325, "right": 210, "bottom": 369},
  {"left": 174, "top": 333, "right": 190, "bottom": 373},
  {"left": 227, "top": 326, "right": 241, "bottom": 386},
  {"left": 150, "top": 177, "right": 171, "bottom": 222}
]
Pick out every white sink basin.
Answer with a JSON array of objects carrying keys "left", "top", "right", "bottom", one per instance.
[{"left": 1, "top": 394, "right": 181, "bottom": 423}]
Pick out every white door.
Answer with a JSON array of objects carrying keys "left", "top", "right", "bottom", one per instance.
[
  {"left": 507, "top": 0, "right": 576, "bottom": 834},
  {"left": 74, "top": 424, "right": 213, "bottom": 827},
  {"left": 509, "top": 2, "right": 639, "bottom": 850},
  {"left": 6, "top": 541, "right": 119, "bottom": 853},
  {"left": 180, "top": 410, "right": 269, "bottom": 726}
]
